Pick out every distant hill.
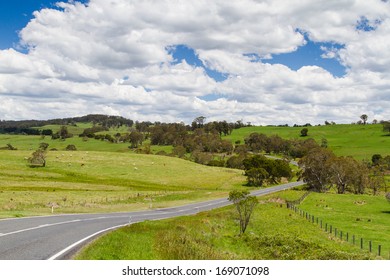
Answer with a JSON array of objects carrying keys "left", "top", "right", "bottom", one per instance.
[{"left": 0, "top": 114, "right": 134, "bottom": 134}]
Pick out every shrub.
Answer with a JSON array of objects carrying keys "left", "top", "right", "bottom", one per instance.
[{"left": 65, "top": 144, "right": 77, "bottom": 151}]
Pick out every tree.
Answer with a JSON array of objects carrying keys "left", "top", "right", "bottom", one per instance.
[
  {"left": 246, "top": 167, "right": 269, "bottom": 186},
  {"left": 386, "top": 192, "right": 390, "bottom": 203},
  {"left": 39, "top": 142, "right": 49, "bottom": 151},
  {"left": 360, "top": 114, "right": 368, "bottom": 125},
  {"left": 65, "top": 144, "right": 77, "bottom": 151},
  {"left": 383, "top": 121, "right": 390, "bottom": 135},
  {"left": 300, "top": 128, "right": 308, "bottom": 137},
  {"left": 228, "top": 190, "right": 258, "bottom": 235},
  {"left": 28, "top": 149, "right": 46, "bottom": 167},
  {"left": 128, "top": 131, "right": 144, "bottom": 148},
  {"left": 298, "top": 147, "right": 335, "bottom": 192}
]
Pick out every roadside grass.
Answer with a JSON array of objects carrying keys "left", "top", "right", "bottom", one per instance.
[
  {"left": 75, "top": 190, "right": 374, "bottom": 260},
  {"left": 298, "top": 192, "right": 390, "bottom": 256},
  {"left": 0, "top": 150, "right": 245, "bottom": 218},
  {"left": 225, "top": 124, "right": 390, "bottom": 160}
]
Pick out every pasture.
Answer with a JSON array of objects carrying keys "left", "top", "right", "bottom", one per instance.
[
  {"left": 0, "top": 148, "right": 245, "bottom": 218},
  {"left": 225, "top": 124, "right": 389, "bottom": 160}
]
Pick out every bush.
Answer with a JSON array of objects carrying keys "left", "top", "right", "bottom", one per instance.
[{"left": 65, "top": 144, "right": 77, "bottom": 151}]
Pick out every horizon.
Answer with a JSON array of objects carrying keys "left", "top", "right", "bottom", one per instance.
[{"left": 0, "top": 1, "right": 389, "bottom": 125}]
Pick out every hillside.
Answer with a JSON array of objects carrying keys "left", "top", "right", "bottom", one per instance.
[{"left": 225, "top": 124, "right": 389, "bottom": 160}]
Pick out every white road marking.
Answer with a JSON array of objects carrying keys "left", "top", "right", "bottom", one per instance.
[
  {"left": 48, "top": 223, "right": 128, "bottom": 260},
  {"left": 0, "top": 219, "right": 85, "bottom": 238}
]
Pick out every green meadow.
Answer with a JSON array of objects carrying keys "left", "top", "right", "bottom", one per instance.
[
  {"left": 225, "top": 124, "right": 390, "bottom": 160},
  {"left": 75, "top": 191, "right": 379, "bottom": 260},
  {"left": 1, "top": 122, "right": 389, "bottom": 259},
  {"left": 0, "top": 148, "right": 245, "bottom": 218}
]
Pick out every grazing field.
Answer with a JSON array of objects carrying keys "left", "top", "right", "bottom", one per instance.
[
  {"left": 298, "top": 192, "right": 390, "bottom": 257},
  {"left": 225, "top": 124, "right": 390, "bottom": 160},
  {"left": 1, "top": 121, "right": 389, "bottom": 260},
  {"left": 75, "top": 191, "right": 375, "bottom": 260},
  {"left": 0, "top": 149, "right": 245, "bottom": 218}
]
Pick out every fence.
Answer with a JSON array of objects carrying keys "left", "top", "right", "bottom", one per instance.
[{"left": 286, "top": 193, "right": 389, "bottom": 259}]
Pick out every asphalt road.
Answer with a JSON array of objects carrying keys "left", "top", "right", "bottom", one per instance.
[{"left": 0, "top": 181, "right": 304, "bottom": 260}]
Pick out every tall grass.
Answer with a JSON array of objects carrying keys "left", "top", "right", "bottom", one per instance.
[{"left": 76, "top": 192, "right": 374, "bottom": 260}]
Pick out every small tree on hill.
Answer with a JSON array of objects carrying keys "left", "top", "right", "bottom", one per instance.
[
  {"left": 28, "top": 149, "right": 46, "bottom": 167},
  {"left": 383, "top": 121, "right": 390, "bottom": 135},
  {"left": 228, "top": 190, "right": 258, "bottom": 235},
  {"left": 300, "top": 128, "right": 308, "bottom": 137},
  {"left": 360, "top": 114, "right": 368, "bottom": 125}
]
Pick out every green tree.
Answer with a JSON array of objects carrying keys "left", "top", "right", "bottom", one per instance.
[
  {"left": 360, "top": 114, "right": 368, "bottom": 125},
  {"left": 382, "top": 121, "right": 390, "bottom": 135},
  {"left": 300, "top": 128, "right": 308, "bottom": 137},
  {"left": 39, "top": 142, "right": 49, "bottom": 151},
  {"left": 129, "top": 131, "right": 144, "bottom": 148},
  {"left": 246, "top": 167, "right": 269, "bottom": 186},
  {"left": 28, "top": 149, "right": 46, "bottom": 167},
  {"left": 228, "top": 190, "right": 258, "bottom": 235},
  {"left": 299, "top": 147, "right": 335, "bottom": 192}
]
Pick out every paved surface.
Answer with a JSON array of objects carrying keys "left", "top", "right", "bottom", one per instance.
[{"left": 0, "top": 181, "right": 304, "bottom": 260}]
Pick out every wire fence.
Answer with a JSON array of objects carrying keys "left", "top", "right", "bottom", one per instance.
[{"left": 286, "top": 192, "right": 389, "bottom": 259}]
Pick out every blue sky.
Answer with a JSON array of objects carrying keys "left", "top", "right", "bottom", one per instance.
[
  {"left": 0, "top": 0, "right": 57, "bottom": 49},
  {"left": 0, "top": 0, "right": 389, "bottom": 124}
]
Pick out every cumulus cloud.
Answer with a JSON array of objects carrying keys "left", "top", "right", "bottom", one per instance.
[{"left": 0, "top": 0, "right": 390, "bottom": 124}]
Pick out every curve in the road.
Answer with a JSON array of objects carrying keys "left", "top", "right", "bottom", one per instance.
[{"left": 0, "top": 180, "right": 304, "bottom": 260}]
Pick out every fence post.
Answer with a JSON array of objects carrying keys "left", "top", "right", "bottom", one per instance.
[
  {"left": 360, "top": 238, "right": 363, "bottom": 249},
  {"left": 335, "top": 228, "right": 337, "bottom": 237},
  {"left": 346, "top": 232, "right": 349, "bottom": 242},
  {"left": 369, "top": 241, "right": 372, "bottom": 253},
  {"left": 353, "top": 235, "right": 355, "bottom": 245},
  {"left": 340, "top": 231, "right": 343, "bottom": 240},
  {"left": 330, "top": 225, "right": 332, "bottom": 234},
  {"left": 325, "top": 223, "right": 328, "bottom": 232},
  {"left": 378, "top": 245, "right": 381, "bottom": 257}
]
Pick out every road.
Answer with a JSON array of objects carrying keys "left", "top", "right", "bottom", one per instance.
[{"left": 0, "top": 181, "right": 304, "bottom": 260}]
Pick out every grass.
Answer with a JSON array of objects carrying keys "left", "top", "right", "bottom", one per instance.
[
  {"left": 1, "top": 122, "right": 389, "bottom": 259},
  {"left": 298, "top": 192, "right": 390, "bottom": 257},
  {"left": 0, "top": 149, "right": 245, "bottom": 218},
  {"left": 225, "top": 124, "right": 390, "bottom": 160},
  {"left": 75, "top": 191, "right": 375, "bottom": 260}
]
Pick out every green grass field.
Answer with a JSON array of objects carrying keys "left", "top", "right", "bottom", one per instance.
[
  {"left": 298, "top": 192, "right": 390, "bottom": 256},
  {"left": 225, "top": 124, "right": 390, "bottom": 160},
  {"left": 1, "top": 122, "right": 389, "bottom": 259},
  {"left": 75, "top": 191, "right": 376, "bottom": 260},
  {"left": 0, "top": 149, "right": 245, "bottom": 218}
]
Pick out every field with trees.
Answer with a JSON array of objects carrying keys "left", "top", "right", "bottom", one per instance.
[{"left": 0, "top": 114, "right": 389, "bottom": 259}]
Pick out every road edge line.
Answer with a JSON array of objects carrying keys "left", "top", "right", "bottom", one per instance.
[{"left": 47, "top": 223, "right": 129, "bottom": 260}]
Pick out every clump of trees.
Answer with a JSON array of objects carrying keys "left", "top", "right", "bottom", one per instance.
[
  {"left": 228, "top": 190, "right": 258, "bottom": 235},
  {"left": 299, "top": 147, "right": 387, "bottom": 194},
  {"left": 243, "top": 155, "right": 292, "bottom": 187},
  {"left": 51, "top": 126, "right": 73, "bottom": 140}
]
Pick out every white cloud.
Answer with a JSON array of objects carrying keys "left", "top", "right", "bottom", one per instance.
[{"left": 0, "top": 0, "right": 390, "bottom": 124}]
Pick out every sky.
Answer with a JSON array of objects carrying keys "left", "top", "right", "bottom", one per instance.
[{"left": 0, "top": 0, "right": 389, "bottom": 125}]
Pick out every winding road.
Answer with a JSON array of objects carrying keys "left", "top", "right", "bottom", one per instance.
[{"left": 0, "top": 181, "right": 304, "bottom": 260}]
